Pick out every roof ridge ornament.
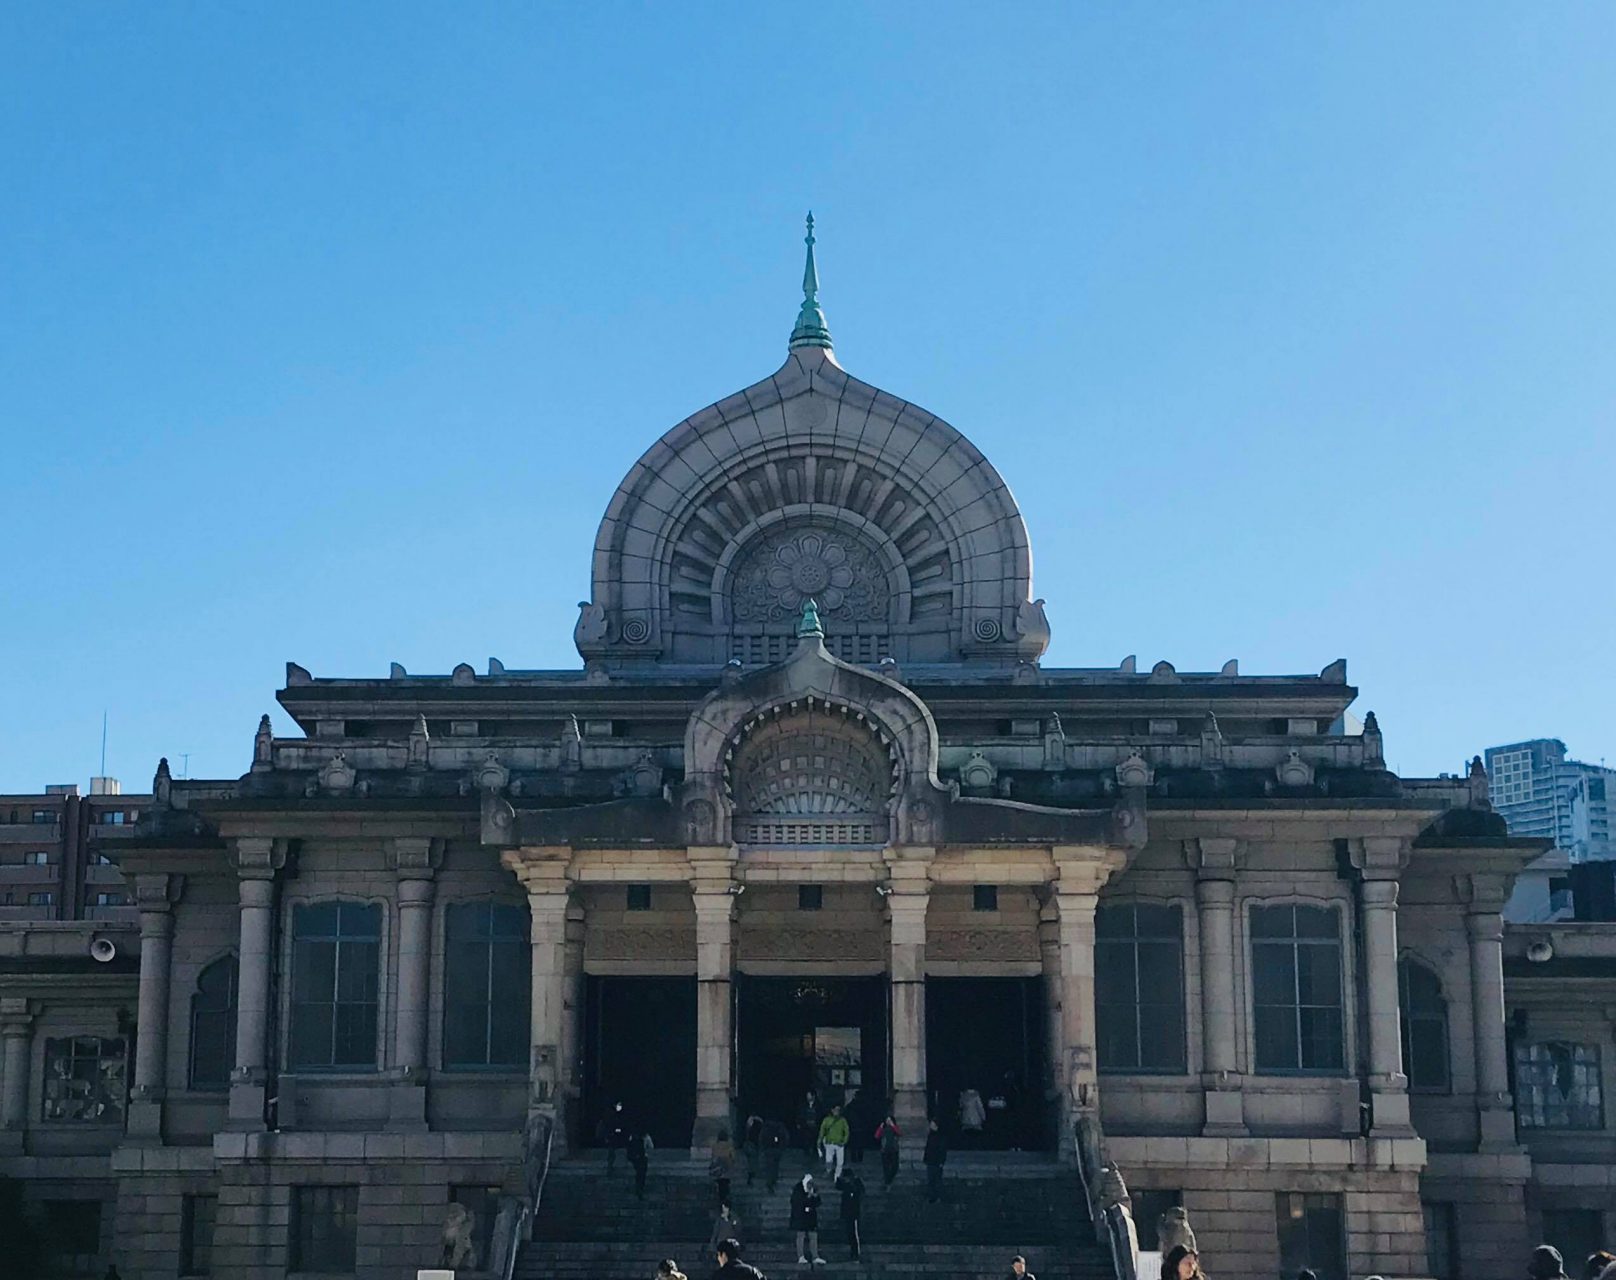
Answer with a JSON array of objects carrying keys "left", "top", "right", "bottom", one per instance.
[
  {"left": 788, "top": 212, "right": 833, "bottom": 351},
  {"left": 797, "top": 597, "right": 825, "bottom": 639}
]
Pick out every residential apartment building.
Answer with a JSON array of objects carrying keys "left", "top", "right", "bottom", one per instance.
[
  {"left": 1486, "top": 739, "right": 1616, "bottom": 861},
  {"left": 0, "top": 781, "right": 143, "bottom": 922}
]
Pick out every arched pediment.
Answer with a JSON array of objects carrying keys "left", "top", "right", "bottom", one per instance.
[{"left": 579, "top": 346, "right": 1048, "bottom": 669}]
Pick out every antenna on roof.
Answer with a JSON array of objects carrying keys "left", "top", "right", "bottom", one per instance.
[{"left": 100, "top": 711, "right": 108, "bottom": 777}]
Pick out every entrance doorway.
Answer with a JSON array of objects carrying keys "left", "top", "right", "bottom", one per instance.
[
  {"left": 925, "top": 976, "right": 1049, "bottom": 1150},
  {"left": 735, "top": 975, "right": 888, "bottom": 1147},
  {"left": 582, "top": 975, "right": 696, "bottom": 1149}
]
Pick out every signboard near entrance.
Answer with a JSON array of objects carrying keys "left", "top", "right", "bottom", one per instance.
[{"left": 813, "top": 1026, "right": 860, "bottom": 1106}]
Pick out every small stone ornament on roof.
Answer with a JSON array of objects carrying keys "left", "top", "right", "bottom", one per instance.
[{"left": 797, "top": 597, "right": 825, "bottom": 639}]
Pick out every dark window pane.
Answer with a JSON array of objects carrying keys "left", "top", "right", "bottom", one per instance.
[
  {"left": 294, "top": 901, "right": 338, "bottom": 936},
  {"left": 293, "top": 1186, "right": 357, "bottom": 1273},
  {"left": 1136, "top": 941, "right": 1180, "bottom": 995},
  {"left": 1134, "top": 903, "right": 1181, "bottom": 938},
  {"left": 1293, "top": 905, "right": 1339, "bottom": 939},
  {"left": 1409, "top": 1021, "right": 1449, "bottom": 1091},
  {"left": 1252, "top": 943, "right": 1296, "bottom": 1006},
  {"left": 973, "top": 885, "right": 999, "bottom": 912},
  {"left": 444, "top": 900, "right": 531, "bottom": 1069},
  {"left": 1094, "top": 903, "right": 1132, "bottom": 939},
  {"left": 181, "top": 1194, "right": 216, "bottom": 1276},
  {"left": 338, "top": 902, "right": 380, "bottom": 938},
  {"left": 1096, "top": 1006, "right": 1139, "bottom": 1071},
  {"left": 289, "top": 1001, "right": 333, "bottom": 1069},
  {"left": 1255, "top": 1004, "right": 1299, "bottom": 1072},
  {"left": 1296, "top": 944, "right": 1341, "bottom": 1006},
  {"left": 1139, "top": 1012, "right": 1187, "bottom": 1072},
  {"left": 1250, "top": 905, "right": 1293, "bottom": 939},
  {"left": 1298, "top": 1006, "right": 1344, "bottom": 1071},
  {"left": 1094, "top": 941, "right": 1136, "bottom": 1007},
  {"left": 291, "top": 939, "right": 335, "bottom": 1003}
]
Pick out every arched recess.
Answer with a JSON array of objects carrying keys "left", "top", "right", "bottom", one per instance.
[
  {"left": 189, "top": 954, "right": 238, "bottom": 1090},
  {"left": 1398, "top": 955, "right": 1451, "bottom": 1093},
  {"left": 726, "top": 704, "right": 898, "bottom": 847}
]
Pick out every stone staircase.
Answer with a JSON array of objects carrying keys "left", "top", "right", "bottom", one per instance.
[{"left": 519, "top": 1149, "right": 1116, "bottom": 1280}]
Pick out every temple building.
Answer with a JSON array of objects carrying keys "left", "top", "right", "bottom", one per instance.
[{"left": 0, "top": 222, "right": 1606, "bottom": 1280}]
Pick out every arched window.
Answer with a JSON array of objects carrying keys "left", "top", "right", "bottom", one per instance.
[
  {"left": 728, "top": 709, "right": 893, "bottom": 847},
  {"left": 1398, "top": 957, "right": 1450, "bottom": 1092},
  {"left": 443, "top": 901, "right": 531, "bottom": 1070},
  {"left": 189, "top": 955, "right": 238, "bottom": 1089},
  {"left": 1095, "top": 903, "right": 1186, "bottom": 1073}
]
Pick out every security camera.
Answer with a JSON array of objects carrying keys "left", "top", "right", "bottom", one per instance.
[
  {"left": 1526, "top": 939, "right": 1554, "bottom": 964},
  {"left": 89, "top": 937, "right": 118, "bottom": 964}
]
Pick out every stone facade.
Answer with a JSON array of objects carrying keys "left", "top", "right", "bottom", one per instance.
[{"left": 0, "top": 240, "right": 1598, "bottom": 1280}]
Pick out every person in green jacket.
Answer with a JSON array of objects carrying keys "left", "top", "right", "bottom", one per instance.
[{"left": 818, "top": 1104, "right": 850, "bottom": 1181}]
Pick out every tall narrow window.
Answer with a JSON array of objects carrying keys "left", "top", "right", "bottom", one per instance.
[
  {"left": 1422, "top": 1201, "right": 1457, "bottom": 1280},
  {"left": 1095, "top": 903, "right": 1186, "bottom": 1073},
  {"left": 289, "top": 902, "right": 381, "bottom": 1070},
  {"left": 1275, "top": 1192, "right": 1345, "bottom": 1280},
  {"left": 444, "top": 902, "right": 531, "bottom": 1069},
  {"left": 180, "top": 1194, "right": 217, "bottom": 1276},
  {"left": 1251, "top": 904, "right": 1344, "bottom": 1073},
  {"left": 1398, "top": 958, "right": 1450, "bottom": 1092},
  {"left": 189, "top": 955, "right": 238, "bottom": 1089}
]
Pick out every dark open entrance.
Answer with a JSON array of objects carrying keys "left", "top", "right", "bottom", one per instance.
[
  {"left": 582, "top": 975, "right": 696, "bottom": 1149},
  {"left": 736, "top": 975, "right": 887, "bottom": 1145},
  {"left": 925, "top": 976, "right": 1049, "bottom": 1150}
]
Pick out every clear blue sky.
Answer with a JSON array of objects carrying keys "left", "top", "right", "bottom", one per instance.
[{"left": 3, "top": 4, "right": 1613, "bottom": 792}]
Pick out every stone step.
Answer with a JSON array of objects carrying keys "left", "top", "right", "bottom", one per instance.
[{"left": 516, "top": 1241, "right": 1117, "bottom": 1280}]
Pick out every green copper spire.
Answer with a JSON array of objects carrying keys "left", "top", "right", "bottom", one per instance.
[
  {"left": 788, "top": 212, "right": 833, "bottom": 351},
  {"left": 797, "top": 597, "right": 825, "bottom": 639}
]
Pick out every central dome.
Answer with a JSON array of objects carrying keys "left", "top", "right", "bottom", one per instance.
[{"left": 575, "top": 221, "right": 1049, "bottom": 670}]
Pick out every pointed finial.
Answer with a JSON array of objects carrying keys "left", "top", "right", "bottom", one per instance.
[
  {"left": 797, "top": 598, "right": 825, "bottom": 639},
  {"left": 789, "top": 212, "right": 833, "bottom": 351}
]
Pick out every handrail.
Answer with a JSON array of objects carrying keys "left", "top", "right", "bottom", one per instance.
[
  {"left": 498, "top": 1109, "right": 556, "bottom": 1280},
  {"left": 1073, "top": 1115, "right": 1137, "bottom": 1280}
]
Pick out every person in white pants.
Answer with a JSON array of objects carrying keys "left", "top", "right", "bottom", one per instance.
[{"left": 817, "top": 1104, "right": 849, "bottom": 1182}]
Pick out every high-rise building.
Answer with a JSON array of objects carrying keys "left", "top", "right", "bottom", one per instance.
[
  {"left": 0, "top": 780, "right": 142, "bottom": 920},
  {"left": 1485, "top": 738, "right": 1616, "bottom": 861}
]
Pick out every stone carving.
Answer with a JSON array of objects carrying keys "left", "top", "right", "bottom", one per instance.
[
  {"left": 1158, "top": 1206, "right": 1197, "bottom": 1255},
  {"left": 972, "top": 616, "right": 1002, "bottom": 642},
  {"left": 620, "top": 751, "right": 662, "bottom": 798},
  {"left": 318, "top": 753, "right": 356, "bottom": 795},
  {"left": 408, "top": 715, "right": 430, "bottom": 771},
  {"left": 452, "top": 662, "right": 476, "bottom": 685},
  {"left": 440, "top": 1203, "right": 478, "bottom": 1271},
  {"left": 1276, "top": 750, "right": 1315, "bottom": 788},
  {"left": 959, "top": 751, "right": 997, "bottom": 792},
  {"left": 731, "top": 526, "right": 889, "bottom": 624},
  {"left": 1469, "top": 754, "right": 1490, "bottom": 807},
  {"left": 1362, "top": 710, "right": 1385, "bottom": 768},
  {"left": 1043, "top": 714, "right": 1066, "bottom": 771},
  {"left": 253, "top": 714, "right": 273, "bottom": 768},
  {"left": 586, "top": 926, "right": 696, "bottom": 962},
  {"left": 929, "top": 927, "right": 1040, "bottom": 963},
  {"left": 561, "top": 716, "right": 583, "bottom": 772},
  {"left": 684, "top": 798, "right": 717, "bottom": 845},
  {"left": 530, "top": 1044, "right": 557, "bottom": 1104},
  {"left": 476, "top": 752, "right": 510, "bottom": 793},
  {"left": 740, "top": 927, "right": 884, "bottom": 963},
  {"left": 1115, "top": 749, "right": 1153, "bottom": 789},
  {"left": 620, "top": 615, "right": 652, "bottom": 644},
  {"left": 152, "top": 757, "right": 173, "bottom": 806},
  {"left": 1015, "top": 597, "right": 1050, "bottom": 653}
]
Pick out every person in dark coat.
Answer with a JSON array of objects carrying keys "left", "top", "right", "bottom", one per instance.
[
  {"left": 1162, "top": 1245, "right": 1205, "bottom": 1280},
  {"left": 922, "top": 1119, "right": 947, "bottom": 1204},
  {"left": 835, "top": 1170, "right": 865, "bottom": 1262},
  {"left": 761, "top": 1117, "right": 790, "bottom": 1192},
  {"left": 626, "top": 1128, "right": 652, "bottom": 1198},
  {"left": 789, "top": 1174, "right": 825, "bottom": 1265},
  {"left": 599, "top": 1101, "right": 629, "bottom": 1175},
  {"left": 742, "top": 1114, "right": 764, "bottom": 1186},
  {"left": 1006, "top": 1254, "right": 1035, "bottom": 1280},
  {"left": 714, "top": 1238, "right": 766, "bottom": 1280},
  {"left": 1586, "top": 1252, "right": 1616, "bottom": 1280},
  {"left": 874, "top": 1113, "right": 902, "bottom": 1188}
]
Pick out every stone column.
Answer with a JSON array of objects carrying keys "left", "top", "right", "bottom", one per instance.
[
  {"left": 1186, "top": 837, "right": 1246, "bottom": 1134},
  {"left": 1038, "top": 896, "right": 1063, "bottom": 1147},
  {"left": 1351, "top": 838, "right": 1413, "bottom": 1136},
  {"left": 129, "top": 873, "right": 182, "bottom": 1141},
  {"left": 887, "top": 870, "right": 931, "bottom": 1141},
  {"left": 389, "top": 837, "right": 441, "bottom": 1131},
  {"left": 228, "top": 838, "right": 285, "bottom": 1130},
  {"left": 1461, "top": 873, "right": 1518, "bottom": 1149},
  {"left": 1052, "top": 849, "right": 1123, "bottom": 1160},
  {"left": 559, "top": 900, "right": 586, "bottom": 1151},
  {"left": 503, "top": 850, "right": 574, "bottom": 1136},
  {"left": 691, "top": 852, "right": 737, "bottom": 1150},
  {"left": 0, "top": 998, "right": 32, "bottom": 1153}
]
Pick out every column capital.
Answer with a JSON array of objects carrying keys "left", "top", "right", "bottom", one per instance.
[
  {"left": 1456, "top": 872, "right": 1511, "bottom": 915},
  {"left": 389, "top": 836, "right": 444, "bottom": 880},
  {"left": 133, "top": 873, "right": 184, "bottom": 914},
  {"left": 1052, "top": 845, "right": 1126, "bottom": 898},
  {"left": 230, "top": 836, "right": 290, "bottom": 880},
  {"left": 1361, "top": 879, "right": 1401, "bottom": 909},
  {"left": 1183, "top": 837, "right": 1243, "bottom": 878},
  {"left": 501, "top": 847, "right": 572, "bottom": 893},
  {"left": 0, "top": 997, "right": 34, "bottom": 1032},
  {"left": 1346, "top": 836, "right": 1410, "bottom": 880}
]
